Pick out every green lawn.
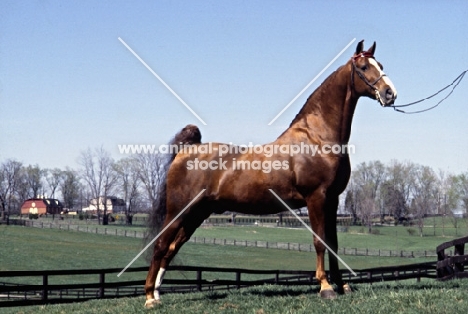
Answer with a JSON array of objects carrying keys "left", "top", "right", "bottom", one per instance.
[
  {"left": 2, "top": 280, "right": 468, "bottom": 314},
  {"left": 0, "top": 224, "right": 435, "bottom": 285},
  {"left": 1, "top": 224, "right": 467, "bottom": 313}
]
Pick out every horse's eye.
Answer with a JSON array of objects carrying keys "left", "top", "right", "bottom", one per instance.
[{"left": 361, "top": 65, "right": 368, "bottom": 71}]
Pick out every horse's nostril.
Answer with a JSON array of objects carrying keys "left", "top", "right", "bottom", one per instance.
[{"left": 386, "top": 88, "right": 394, "bottom": 100}]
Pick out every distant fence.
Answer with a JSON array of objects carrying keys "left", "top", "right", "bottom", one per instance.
[
  {"left": 0, "top": 262, "right": 436, "bottom": 307},
  {"left": 12, "top": 214, "right": 354, "bottom": 227},
  {"left": 190, "top": 236, "right": 438, "bottom": 258},
  {"left": 17, "top": 220, "right": 439, "bottom": 258},
  {"left": 11, "top": 220, "right": 442, "bottom": 258},
  {"left": 437, "top": 235, "right": 468, "bottom": 280}
]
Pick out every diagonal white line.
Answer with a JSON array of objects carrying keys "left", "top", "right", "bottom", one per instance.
[
  {"left": 117, "top": 189, "right": 206, "bottom": 277},
  {"left": 118, "top": 37, "right": 207, "bottom": 126},
  {"left": 268, "top": 189, "right": 357, "bottom": 276},
  {"left": 268, "top": 38, "right": 357, "bottom": 125}
]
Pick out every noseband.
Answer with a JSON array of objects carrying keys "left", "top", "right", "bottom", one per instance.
[{"left": 351, "top": 52, "right": 387, "bottom": 106}]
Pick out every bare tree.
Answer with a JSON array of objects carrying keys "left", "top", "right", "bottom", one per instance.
[
  {"left": 344, "top": 187, "right": 358, "bottom": 225},
  {"left": 24, "top": 164, "right": 46, "bottom": 198},
  {"left": 45, "top": 168, "right": 63, "bottom": 199},
  {"left": 411, "top": 165, "right": 438, "bottom": 237},
  {"left": 458, "top": 172, "right": 468, "bottom": 214},
  {"left": 380, "top": 182, "right": 407, "bottom": 221},
  {"left": 135, "top": 152, "right": 167, "bottom": 229},
  {"left": 453, "top": 172, "right": 468, "bottom": 230},
  {"left": 386, "top": 160, "right": 416, "bottom": 214},
  {"left": 114, "top": 157, "right": 141, "bottom": 225},
  {"left": 358, "top": 189, "right": 378, "bottom": 233},
  {"left": 79, "top": 147, "right": 117, "bottom": 225},
  {"left": 60, "top": 168, "right": 81, "bottom": 210},
  {"left": 0, "top": 160, "right": 23, "bottom": 220}
]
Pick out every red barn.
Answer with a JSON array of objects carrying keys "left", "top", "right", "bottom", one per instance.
[{"left": 21, "top": 198, "right": 64, "bottom": 215}]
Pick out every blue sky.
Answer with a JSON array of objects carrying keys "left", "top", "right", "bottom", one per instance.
[{"left": 1, "top": 1, "right": 467, "bottom": 174}]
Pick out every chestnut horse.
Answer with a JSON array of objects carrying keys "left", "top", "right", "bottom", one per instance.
[{"left": 144, "top": 40, "right": 397, "bottom": 308}]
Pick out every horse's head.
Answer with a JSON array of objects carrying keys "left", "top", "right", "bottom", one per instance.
[{"left": 351, "top": 40, "right": 397, "bottom": 106}]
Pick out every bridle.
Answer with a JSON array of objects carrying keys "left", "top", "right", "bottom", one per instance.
[
  {"left": 351, "top": 52, "right": 387, "bottom": 106},
  {"left": 350, "top": 52, "right": 466, "bottom": 114}
]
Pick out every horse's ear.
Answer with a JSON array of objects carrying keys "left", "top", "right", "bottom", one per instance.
[
  {"left": 355, "top": 40, "right": 364, "bottom": 55},
  {"left": 367, "top": 42, "right": 376, "bottom": 56}
]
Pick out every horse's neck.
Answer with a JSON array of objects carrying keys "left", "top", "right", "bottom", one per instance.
[{"left": 277, "top": 64, "right": 358, "bottom": 145}]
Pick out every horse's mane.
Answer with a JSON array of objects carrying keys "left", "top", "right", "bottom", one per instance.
[{"left": 287, "top": 65, "right": 345, "bottom": 127}]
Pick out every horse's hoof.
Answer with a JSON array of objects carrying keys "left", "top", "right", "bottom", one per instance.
[
  {"left": 144, "top": 298, "right": 161, "bottom": 309},
  {"left": 343, "top": 284, "right": 352, "bottom": 294},
  {"left": 320, "top": 289, "right": 337, "bottom": 299}
]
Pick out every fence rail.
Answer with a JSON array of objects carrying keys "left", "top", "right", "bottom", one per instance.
[
  {"left": 0, "top": 261, "right": 436, "bottom": 307},
  {"left": 437, "top": 235, "right": 468, "bottom": 280}
]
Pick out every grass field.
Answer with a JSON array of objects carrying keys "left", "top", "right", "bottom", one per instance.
[
  {"left": 0, "top": 224, "right": 439, "bottom": 275},
  {"left": 2, "top": 280, "right": 468, "bottom": 314},
  {"left": 1, "top": 222, "right": 468, "bottom": 313}
]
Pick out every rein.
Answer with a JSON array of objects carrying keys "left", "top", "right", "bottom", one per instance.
[
  {"left": 388, "top": 69, "right": 467, "bottom": 114},
  {"left": 352, "top": 52, "right": 467, "bottom": 114}
]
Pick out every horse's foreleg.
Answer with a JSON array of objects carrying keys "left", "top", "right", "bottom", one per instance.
[
  {"left": 324, "top": 197, "right": 350, "bottom": 295},
  {"left": 144, "top": 257, "right": 162, "bottom": 308},
  {"left": 307, "top": 192, "right": 336, "bottom": 299}
]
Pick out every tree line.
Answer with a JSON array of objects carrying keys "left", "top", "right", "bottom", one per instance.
[
  {"left": 345, "top": 160, "right": 468, "bottom": 236},
  {"left": 0, "top": 147, "right": 166, "bottom": 225},
  {"left": 1, "top": 150, "right": 467, "bottom": 230}
]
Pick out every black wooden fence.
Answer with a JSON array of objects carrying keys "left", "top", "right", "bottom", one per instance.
[
  {"left": 0, "top": 262, "right": 436, "bottom": 308},
  {"left": 437, "top": 235, "right": 468, "bottom": 280}
]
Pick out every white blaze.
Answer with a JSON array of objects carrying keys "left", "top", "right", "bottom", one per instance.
[{"left": 368, "top": 58, "right": 397, "bottom": 97}]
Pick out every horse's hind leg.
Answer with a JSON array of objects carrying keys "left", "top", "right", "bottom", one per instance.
[
  {"left": 145, "top": 210, "right": 210, "bottom": 308},
  {"left": 144, "top": 220, "right": 181, "bottom": 308}
]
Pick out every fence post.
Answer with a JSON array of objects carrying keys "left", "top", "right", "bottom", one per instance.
[
  {"left": 99, "top": 272, "right": 105, "bottom": 298},
  {"left": 236, "top": 271, "right": 241, "bottom": 289},
  {"left": 42, "top": 274, "right": 48, "bottom": 301},
  {"left": 196, "top": 270, "right": 202, "bottom": 292}
]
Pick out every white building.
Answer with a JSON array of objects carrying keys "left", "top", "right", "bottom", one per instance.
[{"left": 82, "top": 196, "right": 126, "bottom": 213}]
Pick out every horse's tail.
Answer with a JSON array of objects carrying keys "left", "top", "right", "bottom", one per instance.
[{"left": 145, "top": 124, "right": 202, "bottom": 247}]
